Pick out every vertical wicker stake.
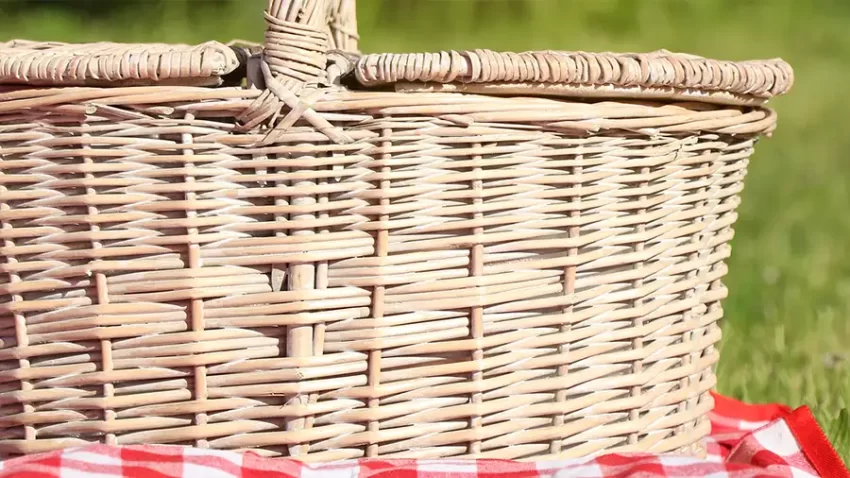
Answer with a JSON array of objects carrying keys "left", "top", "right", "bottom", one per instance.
[
  {"left": 181, "top": 112, "right": 210, "bottom": 449},
  {"left": 2, "top": 192, "right": 35, "bottom": 445},
  {"left": 628, "top": 164, "right": 650, "bottom": 447},
  {"left": 263, "top": 0, "right": 331, "bottom": 457},
  {"left": 366, "top": 123, "right": 393, "bottom": 458},
  {"left": 82, "top": 123, "right": 118, "bottom": 447},
  {"left": 550, "top": 162, "right": 582, "bottom": 455},
  {"left": 467, "top": 143, "right": 485, "bottom": 456}
]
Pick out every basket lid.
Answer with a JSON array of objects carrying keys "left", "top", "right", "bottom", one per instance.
[
  {"left": 0, "top": 40, "right": 241, "bottom": 87},
  {"left": 353, "top": 49, "right": 793, "bottom": 106}
]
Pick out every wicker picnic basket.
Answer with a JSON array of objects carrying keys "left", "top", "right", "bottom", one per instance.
[{"left": 0, "top": 0, "right": 793, "bottom": 462}]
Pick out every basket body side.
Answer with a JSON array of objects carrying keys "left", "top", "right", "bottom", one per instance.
[{"left": 0, "top": 87, "right": 768, "bottom": 459}]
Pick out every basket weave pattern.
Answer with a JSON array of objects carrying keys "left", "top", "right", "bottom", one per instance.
[{"left": 0, "top": 0, "right": 790, "bottom": 461}]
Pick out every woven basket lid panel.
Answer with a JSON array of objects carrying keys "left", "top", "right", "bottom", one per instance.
[
  {"left": 0, "top": 40, "right": 241, "bottom": 87},
  {"left": 353, "top": 49, "right": 793, "bottom": 106}
]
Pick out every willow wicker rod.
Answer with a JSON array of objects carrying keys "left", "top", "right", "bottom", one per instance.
[{"left": 357, "top": 49, "right": 791, "bottom": 94}]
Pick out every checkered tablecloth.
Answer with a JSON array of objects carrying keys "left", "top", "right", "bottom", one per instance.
[{"left": 1, "top": 392, "right": 846, "bottom": 478}]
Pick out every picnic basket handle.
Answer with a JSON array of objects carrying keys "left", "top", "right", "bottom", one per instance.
[
  {"left": 236, "top": 0, "right": 357, "bottom": 144},
  {"left": 263, "top": 0, "right": 358, "bottom": 87},
  {"left": 325, "top": 0, "right": 359, "bottom": 53}
]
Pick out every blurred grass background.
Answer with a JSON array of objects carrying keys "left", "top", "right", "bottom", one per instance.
[{"left": 1, "top": 0, "right": 848, "bottom": 464}]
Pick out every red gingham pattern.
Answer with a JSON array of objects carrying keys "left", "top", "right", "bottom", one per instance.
[{"left": 0, "top": 393, "right": 846, "bottom": 478}]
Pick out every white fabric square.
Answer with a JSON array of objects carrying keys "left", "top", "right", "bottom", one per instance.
[
  {"left": 183, "top": 447, "right": 242, "bottom": 468},
  {"left": 183, "top": 462, "right": 237, "bottom": 478},
  {"left": 789, "top": 466, "right": 820, "bottom": 478},
  {"left": 182, "top": 448, "right": 243, "bottom": 478},
  {"left": 416, "top": 461, "right": 478, "bottom": 475},
  {"left": 60, "top": 467, "right": 120, "bottom": 478},
  {"left": 552, "top": 462, "right": 604, "bottom": 478},
  {"left": 751, "top": 421, "right": 801, "bottom": 456},
  {"left": 64, "top": 451, "right": 123, "bottom": 467},
  {"left": 301, "top": 463, "right": 360, "bottom": 478}
]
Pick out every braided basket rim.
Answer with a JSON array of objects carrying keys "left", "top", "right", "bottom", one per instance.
[
  {"left": 354, "top": 49, "right": 793, "bottom": 105},
  {"left": 0, "top": 40, "right": 242, "bottom": 87},
  {"left": 0, "top": 41, "right": 793, "bottom": 104}
]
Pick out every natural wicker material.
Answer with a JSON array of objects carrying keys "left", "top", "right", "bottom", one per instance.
[
  {"left": 0, "top": 0, "right": 791, "bottom": 462},
  {"left": 0, "top": 40, "right": 242, "bottom": 87},
  {"left": 356, "top": 49, "right": 793, "bottom": 106}
]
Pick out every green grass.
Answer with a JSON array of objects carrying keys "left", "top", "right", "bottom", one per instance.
[{"left": 3, "top": 0, "right": 849, "bottom": 466}]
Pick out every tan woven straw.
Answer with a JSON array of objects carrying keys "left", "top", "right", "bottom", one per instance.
[
  {"left": 0, "top": 40, "right": 242, "bottom": 87},
  {"left": 0, "top": 0, "right": 791, "bottom": 462},
  {"left": 355, "top": 49, "right": 793, "bottom": 106}
]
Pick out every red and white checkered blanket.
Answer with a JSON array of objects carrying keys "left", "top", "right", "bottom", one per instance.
[{"left": 1, "top": 393, "right": 846, "bottom": 478}]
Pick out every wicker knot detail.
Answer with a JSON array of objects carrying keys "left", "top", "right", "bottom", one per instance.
[
  {"left": 355, "top": 49, "right": 794, "bottom": 100},
  {"left": 236, "top": 14, "right": 352, "bottom": 145}
]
